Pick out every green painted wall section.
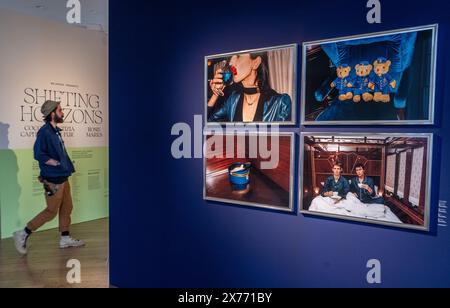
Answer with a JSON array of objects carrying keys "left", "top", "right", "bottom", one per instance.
[{"left": 0, "top": 147, "right": 108, "bottom": 239}]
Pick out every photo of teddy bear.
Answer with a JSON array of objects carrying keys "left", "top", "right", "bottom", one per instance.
[
  {"left": 352, "top": 61, "right": 374, "bottom": 103},
  {"left": 369, "top": 57, "right": 397, "bottom": 103},
  {"left": 332, "top": 59, "right": 397, "bottom": 104},
  {"left": 303, "top": 25, "right": 437, "bottom": 124},
  {"left": 330, "top": 64, "right": 353, "bottom": 101}
]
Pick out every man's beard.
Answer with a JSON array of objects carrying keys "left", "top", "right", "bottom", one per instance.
[{"left": 54, "top": 114, "right": 64, "bottom": 123}]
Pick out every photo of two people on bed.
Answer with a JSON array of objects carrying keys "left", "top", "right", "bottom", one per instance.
[
  {"left": 308, "top": 162, "right": 401, "bottom": 224},
  {"left": 320, "top": 162, "right": 384, "bottom": 204},
  {"left": 301, "top": 134, "right": 432, "bottom": 230}
]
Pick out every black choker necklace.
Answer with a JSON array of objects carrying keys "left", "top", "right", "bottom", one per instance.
[{"left": 242, "top": 87, "right": 260, "bottom": 95}]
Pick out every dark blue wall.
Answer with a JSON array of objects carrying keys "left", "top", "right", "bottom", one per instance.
[{"left": 109, "top": 0, "right": 450, "bottom": 287}]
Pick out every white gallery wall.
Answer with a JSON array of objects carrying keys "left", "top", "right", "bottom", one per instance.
[{"left": 0, "top": 8, "right": 108, "bottom": 238}]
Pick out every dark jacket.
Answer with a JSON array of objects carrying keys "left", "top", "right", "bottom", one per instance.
[
  {"left": 332, "top": 76, "right": 353, "bottom": 95},
  {"left": 349, "top": 176, "right": 380, "bottom": 203},
  {"left": 208, "top": 90, "right": 292, "bottom": 122},
  {"left": 34, "top": 123, "right": 75, "bottom": 179},
  {"left": 371, "top": 73, "right": 395, "bottom": 94},
  {"left": 321, "top": 176, "right": 350, "bottom": 198}
]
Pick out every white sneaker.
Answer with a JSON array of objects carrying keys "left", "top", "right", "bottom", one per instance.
[
  {"left": 13, "top": 230, "right": 29, "bottom": 255},
  {"left": 59, "top": 236, "right": 85, "bottom": 249}
]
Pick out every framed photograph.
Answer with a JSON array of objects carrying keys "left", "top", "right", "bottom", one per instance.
[
  {"left": 299, "top": 133, "right": 433, "bottom": 231},
  {"left": 205, "top": 44, "right": 297, "bottom": 125},
  {"left": 301, "top": 24, "right": 438, "bottom": 125},
  {"left": 204, "top": 132, "right": 295, "bottom": 212}
]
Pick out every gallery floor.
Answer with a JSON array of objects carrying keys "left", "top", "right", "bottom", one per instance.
[{"left": 0, "top": 218, "right": 109, "bottom": 288}]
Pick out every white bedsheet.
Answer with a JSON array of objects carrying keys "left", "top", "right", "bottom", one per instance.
[{"left": 308, "top": 193, "right": 403, "bottom": 224}]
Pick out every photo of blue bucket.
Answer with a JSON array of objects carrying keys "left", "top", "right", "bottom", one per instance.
[{"left": 228, "top": 162, "right": 251, "bottom": 191}]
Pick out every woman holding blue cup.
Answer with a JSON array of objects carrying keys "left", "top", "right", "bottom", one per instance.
[{"left": 207, "top": 52, "right": 291, "bottom": 123}]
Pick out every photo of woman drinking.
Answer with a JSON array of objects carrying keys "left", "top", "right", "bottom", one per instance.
[{"left": 206, "top": 45, "right": 295, "bottom": 124}]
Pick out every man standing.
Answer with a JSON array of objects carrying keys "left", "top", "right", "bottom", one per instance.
[
  {"left": 13, "top": 100, "right": 84, "bottom": 255},
  {"left": 350, "top": 163, "right": 384, "bottom": 204}
]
